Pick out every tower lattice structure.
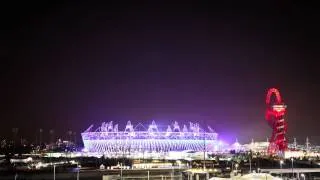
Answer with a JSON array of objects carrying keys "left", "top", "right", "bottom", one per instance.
[{"left": 265, "top": 88, "right": 288, "bottom": 154}]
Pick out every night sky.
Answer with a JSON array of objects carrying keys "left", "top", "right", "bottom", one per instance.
[{"left": 1, "top": 2, "right": 319, "bottom": 144}]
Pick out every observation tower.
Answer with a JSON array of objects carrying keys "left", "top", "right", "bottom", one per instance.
[{"left": 265, "top": 88, "right": 288, "bottom": 154}]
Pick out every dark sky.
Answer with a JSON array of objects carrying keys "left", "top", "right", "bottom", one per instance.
[{"left": 1, "top": 2, "right": 319, "bottom": 144}]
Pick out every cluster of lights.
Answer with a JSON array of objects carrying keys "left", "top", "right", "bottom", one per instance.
[{"left": 81, "top": 121, "right": 221, "bottom": 153}]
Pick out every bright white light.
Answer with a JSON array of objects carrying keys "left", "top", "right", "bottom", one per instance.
[
  {"left": 272, "top": 105, "right": 287, "bottom": 112},
  {"left": 280, "top": 160, "right": 284, "bottom": 164}
]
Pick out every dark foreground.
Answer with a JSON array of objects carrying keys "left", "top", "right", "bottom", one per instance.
[{"left": 0, "top": 168, "right": 187, "bottom": 180}]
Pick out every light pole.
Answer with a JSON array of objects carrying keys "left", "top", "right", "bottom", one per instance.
[
  {"left": 120, "top": 162, "right": 123, "bottom": 180},
  {"left": 53, "top": 164, "right": 56, "bottom": 180},
  {"left": 203, "top": 126, "right": 206, "bottom": 172},
  {"left": 291, "top": 158, "right": 294, "bottom": 178},
  {"left": 249, "top": 156, "right": 252, "bottom": 173},
  {"left": 249, "top": 158, "right": 252, "bottom": 173},
  {"left": 231, "top": 161, "right": 233, "bottom": 172},
  {"left": 235, "top": 163, "right": 239, "bottom": 175},
  {"left": 279, "top": 160, "right": 283, "bottom": 179},
  {"left": 77, "top": 163, "right": 81, "bottom": 180},
  {"left": 171, "top": 166, "right": 174, "bottom": 179}
]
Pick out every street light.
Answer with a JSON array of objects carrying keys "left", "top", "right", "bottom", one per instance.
[
  {"left": 301, "top": 173, "right": 305, "bottom": 180},
  {"left": 279, "top": 160, "right": 284, "bottom": 179},
  {"left": 235, "top": 163, "right": 239, "bottom": 175}
]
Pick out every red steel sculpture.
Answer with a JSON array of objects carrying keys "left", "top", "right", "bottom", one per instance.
[{"left": 265, "top": 88, "right": 288, "bottom": 154}]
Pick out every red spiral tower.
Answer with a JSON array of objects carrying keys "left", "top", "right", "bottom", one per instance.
[{"left": 265, "top": 88, "right": 288, "bottom": 154}]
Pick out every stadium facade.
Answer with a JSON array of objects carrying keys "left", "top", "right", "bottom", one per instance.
[{"left": 81, "top": 120, "right": 225, "bottom": 156}]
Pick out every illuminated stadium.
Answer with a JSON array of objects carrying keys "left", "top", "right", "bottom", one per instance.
[{"left": 81, "top": 120, "right": 226, "bottom": 158}]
